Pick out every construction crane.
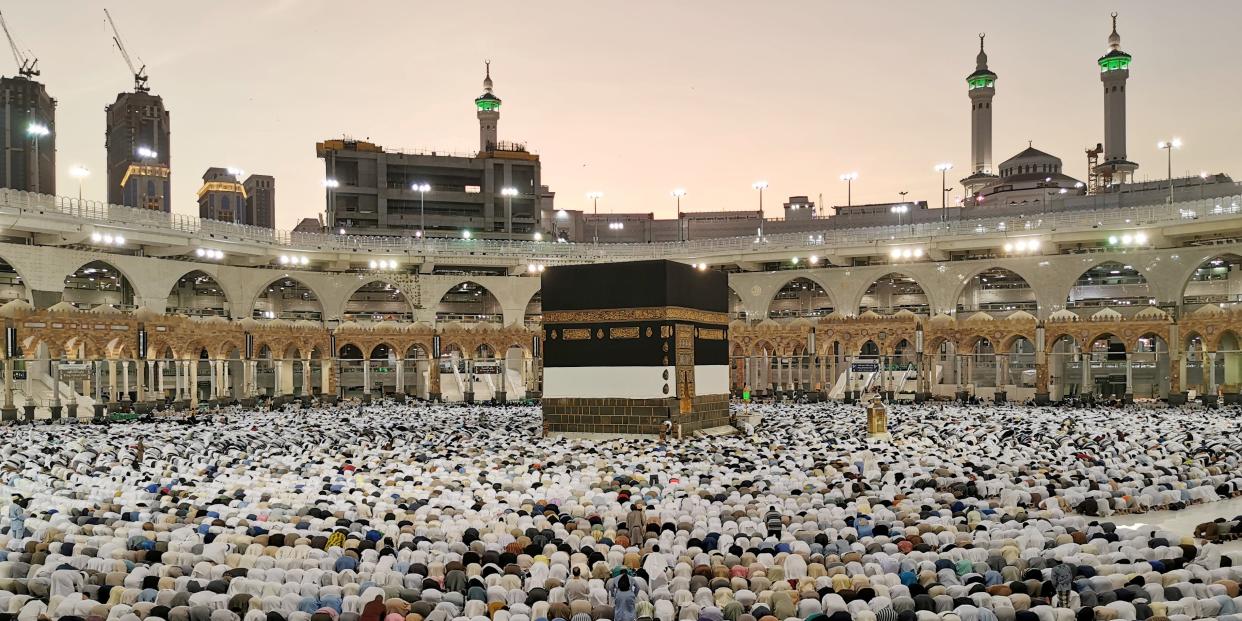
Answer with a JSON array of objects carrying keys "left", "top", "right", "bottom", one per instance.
[
  {"left": 0, "top": 11, "right": 39, "bottom": 78},
  {"left": 104, "top": 8, "right": 148, "bottom": 93}
]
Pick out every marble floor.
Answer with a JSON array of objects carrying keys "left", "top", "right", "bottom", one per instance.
[{"left": 1103, "top": 496, "right": 1242, "bottom": 553}]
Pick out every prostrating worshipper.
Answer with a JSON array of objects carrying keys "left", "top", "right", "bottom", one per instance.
[{"left": 0, "top": 399, "right": 1239, "bottom": 621}]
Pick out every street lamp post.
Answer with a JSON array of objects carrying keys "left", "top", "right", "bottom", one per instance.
[
  {"left": 412, "top": 182, "right": 431, "bottom": 241},
  {"left": 752, "top": 181, "right": 768, "bottom": 239},
  {"left": 1157, "top": 138, "right": 1181, "bottom": 205},
  {"left": 934, "top": 163, "right": 954, "bottom": 217},
  {"left": 500, "top": 187, "right": 518, "bottom": 238},
  {"left": 587, "top": 191, "right": 603, "bottom": 244},
  {"left": 671, "top": 188, "right": 686, "bottom": 242},
  {"left": 26, "top": 123, "right": 49, "bottom": 194},
  {"left": 890, "top": 203, "right": 908, "bottom": 229},
  {"left": 839, "top": 172, "right": 858, "bottom": 207},
  {"left": 69, "top": 165, "right": 90, "bottom": 201}
]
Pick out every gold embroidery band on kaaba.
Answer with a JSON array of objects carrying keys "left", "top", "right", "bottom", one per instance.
[
  {"left": 561, "top": 328, "right": 591, "bottom": 340},
  {"left": 697, "top": 328, "right": 725, "bottom": 341},
  {"left": 608, "top": 326, "right": 640, "bottom": 339},
  {"left": 544, "top": 306, "right": 728, "bottom": 325}
]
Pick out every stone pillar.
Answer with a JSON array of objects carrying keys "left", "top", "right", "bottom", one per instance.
[
  {"left": 319, "top": 359, "right": 331, "bottom": 396},
  {"left": 395, "top": 359, "right": 405, "bottom": 394},
  {"left": 2, "top": 358, "right": 14, "bottom": 413},
  {"left": 1206, "top": 351, "right": 1218, "bottom": 406},
  {"left": 49, "top": 359, "right": 61, "bottom": 406},
  {"left": 464, "top": 357, "right": 475, "bottom": 403},
  {"left": 134, "top": 359, "right": 146, "bottom": 404},
  {"left": 189, "top": 360, "right": 199, "bottom": 407},
  {"left": 362, "top": 358, "right": 371, "bottom": 400},
  {"left": 1124, "top": 354, "right": 1134, "bottom": 403},
  {"left": 300, "top": 358, "right": 310, "bottom": 397},
  {"left": 428, "top": 363, "right": 441, "bottom": 401},
  {"left": 1080, "top": 345, "right": 1092, "bottom": 399},
  {"left": 157, "top": 360, "right": 165, "bottom": 399},
  {"left": 121, "top": 360, "right": 130, "bottom": 402},
  {"left": 209, "top": 360, "right": 218, "bottom": 400}
]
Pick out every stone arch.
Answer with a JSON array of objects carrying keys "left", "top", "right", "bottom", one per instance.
[
  {"left": 953, "top": 265, "right": 1040, "bottom": 315},
  {"left": 436, "top": 281, "right": 503, "bottom": 324},
  {"left": 0, "top": 252, "right": 31, "bottom": 304},
  {"left": 766, "top": 275, "right": 839, "bottom": 320},
  {"left": 856, "top": 272, "right": 931, "bottom": 315},
  {"left": 341, "top": 278, "right": 415, "bottom": 321},
  {"left": 1064, "top": 260, "right": 1152, "bottom": 309},
  {"left": 1179, "top": 252, "right": 1242, "bottom": 308},
  {"left": 251, "top": 276, "right": 326, "bottom": 320},
  {"left": 62, "top": 260, "right": 136, "bottom": 309},
  {"left": 369, "top": 342, "right": 398, "bottom": 360},
  {"left": 166, "top": 270, "right": 230, "bottom": 317}
]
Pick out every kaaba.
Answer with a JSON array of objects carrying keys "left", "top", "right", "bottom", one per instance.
[{"left": 540, "top": 260, "right": 730, "bottom": 435}]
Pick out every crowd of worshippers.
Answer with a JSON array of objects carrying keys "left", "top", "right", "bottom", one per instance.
[{"left": 2, "top": 401, "right": 1242, "bottom": 621}]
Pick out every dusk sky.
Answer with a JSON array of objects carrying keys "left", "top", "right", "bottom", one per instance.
[{"left": 13, "top": 0, "right": 1242, "bottom": 229}]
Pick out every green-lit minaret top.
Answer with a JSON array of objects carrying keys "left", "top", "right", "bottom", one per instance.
[
  {"left": 475, "top": 61, "right": 501, "bottom": 111},
  {"left": 967, "top": 33, "right": 997, "bottom": 89},
  {"left": 1098, "top": 13, "right": 1131, "bottom": 72}
]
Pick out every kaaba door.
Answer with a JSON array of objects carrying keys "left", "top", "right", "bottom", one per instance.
[{"left": 676, "top": 323, "right": 695, "bottom": 414}]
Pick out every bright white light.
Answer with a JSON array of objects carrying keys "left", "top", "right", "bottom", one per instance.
[
  {"left": 555, "top": 209, "right": 568, "bottom": 220},
  {"left": 890, "top": 248, "right": 902, "bottom": 259},
  {"left": 751, "top": 181, "right": 768, "bottom": 191},
  {"left": 912, "top": 248, "right": 923, "bottom": 258},
  {"left": 1028, "top": 239, "right": 1040, "bottom": 250},
  {"left": 26, "top": 123, "right": 49, "bottom": 137},
  {"left": 227, "top": 167, "right": 245, "bottom": 179},
  {"left": 115, "top": 236, "right": 125, "bottom": 245},
  {"left": 671, "top": 188, "right": 687, "bottom": 198},
  {"left": 70, "top": 165, "right": 90, "bottom": 179},
  {"left": 195, "top": 248, "right": 206, "bottom": 257},
  {"left": 809, "top": 255, "right": 819, "bottom": 265},
  {"left": 902, "top": 249, "right": 912, "bottom": 258},
  {"left": 137, "top": 147, "right": 157, "bottom": 159},
  {"left": 697, "top": 263, "right": 707, "bottom": 271},
  {"left": 279, "top": 255, "right": 289, "bottom": 265},
  {"left": 791, "top": 257, "right": 799, "bottom": 265},
  {"left": 369, "top": 260, "right": 378, "bottom": 269},
  {"left": 1108, "top": 236, "right": 1118, "bottom": 245},
  {"left": 413, "top": 183, "right": 431, "bottom": 192},
  {"left": 299, "top": 256, "right": 308, "bottom": 265},
  {"left": 1135, "top": 232, "right": 1148, "bottom": 244},
  {"left": 934, "top": 162, "right": 954, "bottom": 172},
  {"left": 338, "top": 228, "right": 346, "bottom": 235},
  {"left": 462, "top": 230, "right": 472, "bottom": 239},
  {"left": 533, "top": 232, "right": 543, "bottom": 241},
  {"left": 890, "top": 204, "right": 908, "bottom": 214},
  {"left": 1121, "top": 234, "right": 1133, "bottom": 244},
  {"left": 323, "top": 179, "right": 341, "bottom": 189},
  {"left": 527, "top": 263, "right": 537, "bottom": 273},
  {"left": 1003, "top": 243, "right": 1013, "bottom": 253},
  {"left": 90, "top": 232, "right": 102, "bottom": 243},
  {"left": 102, "top": 234, "right": 114, "bottom": 244},
  {"left": 537, "top": 264, "right": 545, "bottom": 272}
]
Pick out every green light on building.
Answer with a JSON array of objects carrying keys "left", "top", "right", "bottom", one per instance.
[
  {"left": 1098, "top": 56, "right": 1131, "bottom": 72},
  {"left": 476, "top": 100, "right": 500, "bottom": 111}
]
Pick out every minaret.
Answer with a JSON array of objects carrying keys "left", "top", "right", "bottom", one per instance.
[
  {"left": 962, "top": 34, "right": 999, "bottom": 199},
  {"left": 1094, "top": 13, "right": 1138, "bottom": 185},
  {"left": 475, "top": 61, "right": 501, "bottom": 152}
]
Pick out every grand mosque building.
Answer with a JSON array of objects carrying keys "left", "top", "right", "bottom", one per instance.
[{"left": 0, "top": 14, "right": 1238, "bottom": 419}]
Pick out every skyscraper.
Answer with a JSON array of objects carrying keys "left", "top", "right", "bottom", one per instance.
[
  {"left": 243, "top": 174, "right": 275, "bottom": 228},
  {"left": 0, "top": 76, "right": 55, "bottom": 194},
  {"left": 105, "top": 91, "right": 170, "bottom": 210},
  {"left": 197, "top": 167, "right": 245, "bottom": 223}
]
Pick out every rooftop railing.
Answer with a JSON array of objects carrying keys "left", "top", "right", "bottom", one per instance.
[{"left": 1, "top": 189, "right": 1240, "bottom": 262}]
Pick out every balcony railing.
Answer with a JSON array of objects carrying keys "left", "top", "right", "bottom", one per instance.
[{"left": 1, "top": 188, "right": 1240, "bottom": 263}]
